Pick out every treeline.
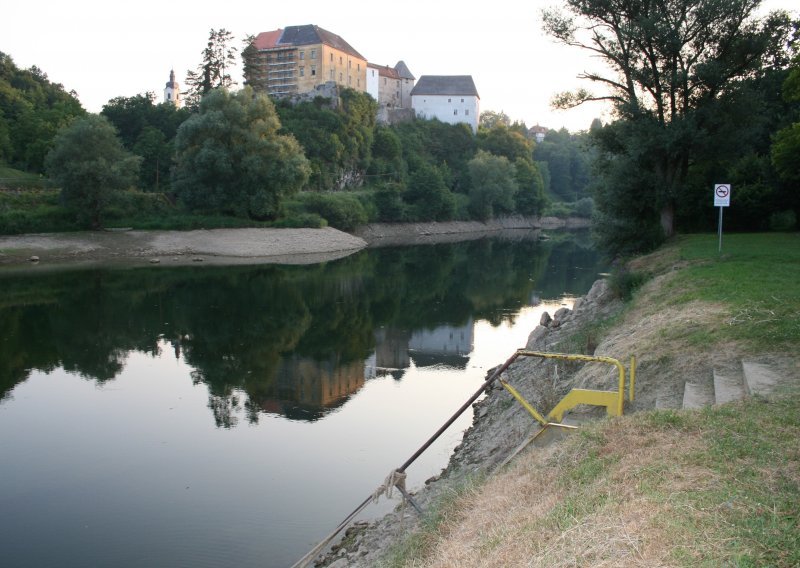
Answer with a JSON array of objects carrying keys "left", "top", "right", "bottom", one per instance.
[
  {"left": 1, "top": 46, "right": 568, "bottom": 233},
  {"left": 545, "top": 0, "right": 800, "bottom": 255},
  {"left": 0, "top": 52, "right": 85, "bottom": 174}
]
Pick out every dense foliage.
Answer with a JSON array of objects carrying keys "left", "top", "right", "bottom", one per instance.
[
  {"left": 0, "top": 51, "right": 85, "bottom": 173},
  {"left": 171, "top": 87, "right": 310, "bottom": 219},
  {"left": 545, "top": 0, "right": 798, "bottom": 255},
  {"left": 44, "top": 115, "right": 140, "bottom": 228},
  {"left": 101, "top": 93, "right": 191, "bottom": 191}
]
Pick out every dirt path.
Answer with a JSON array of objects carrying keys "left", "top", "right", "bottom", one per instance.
[{"left": 0, "top": 227, "right": 368, "bottom": 269}]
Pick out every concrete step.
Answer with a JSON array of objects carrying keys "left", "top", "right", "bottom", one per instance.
[
  {"left": 742, "top": 361, "right": 781, "bottom": 397},
  {"left": 683, "top": 377, "right": 715, "bottom": 409},
  {"left": 713, "top": 367, "right": 747, "bottom": 405},
  {"left": 655, "top": 381, "right": 684, "bottom": 410}
]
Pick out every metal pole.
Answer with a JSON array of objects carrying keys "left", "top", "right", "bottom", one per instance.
[{"left": 718, "top": 206, "right": 723, "bottom": 254}]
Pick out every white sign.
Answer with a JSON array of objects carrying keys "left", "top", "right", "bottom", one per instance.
[{"left": 714, "top": 184, "right": 731, "bottom": 207}]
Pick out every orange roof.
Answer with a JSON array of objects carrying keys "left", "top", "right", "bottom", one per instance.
[{"left": 253, "top": 29, "right": 284, "bottom": 50}]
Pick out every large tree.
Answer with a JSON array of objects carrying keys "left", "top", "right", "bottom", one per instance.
[
  {"left": 45, "top": 115, "right": 140, "bottom": 229},
  {"left": 171, "top": 87, "right": 310, "bottom": 219},
  {"left": 544, "top": 0, "right": 791, "bottom": 250}
]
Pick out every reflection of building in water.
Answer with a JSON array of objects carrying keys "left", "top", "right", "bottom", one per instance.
[
  {"left": 370, "top": 327, "right": 411, "bottom": 379},
  {"left": 259, "top": 354, "right": 365, "bottom": 420},
  {"left": 408, "top": 318, "right": 474, "bottom": 370},
  {"left": 367, "top": 321, "right": 476, "bottom": 377},
  {"left": 409, "top": 318, "right": 474, "bottom": 355}
]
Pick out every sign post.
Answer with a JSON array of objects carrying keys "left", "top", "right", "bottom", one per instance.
[{"left": 714, "top": 184, "right": 731, "bottom": 253}]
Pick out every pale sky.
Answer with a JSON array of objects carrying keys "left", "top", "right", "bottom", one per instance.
[{"left": 3, "top": 0, "right": 796, "bottom": 133}]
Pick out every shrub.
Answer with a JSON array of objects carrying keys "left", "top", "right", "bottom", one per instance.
[
  {"left": 290, "top": 192, "right": 368, "bottom": 231},
  {"left": 609, "top": 266, "right": 647, "bottom": 300}
]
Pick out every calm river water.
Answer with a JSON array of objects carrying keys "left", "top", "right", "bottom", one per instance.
[{"left": 0, "top": 232, "right": 606, "bottom": 568}]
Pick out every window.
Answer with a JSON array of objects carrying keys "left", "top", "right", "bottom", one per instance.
[
  {"left": 311, "top": 65, "right": 316, "bottom": 76},
  {"left": 348, "top": 76, "right": 352, "bottom": 85},
  {"left": 448, "top": 98, "right": 451, "bottom": 103},
  {"left": 330, "top": 53, "right": 333, "bottom": 62},
  {"left": 300, "top": 51, "right": 305, "bottom": 60},
  {"left": 383, "top": 78, "right": 387, "bottom": 85},
  {"left": 299, "top": 66, "right": 305, "bottom": 77},
  {"left": 348, "top": 60, "right": 351, "bottom": 68},
  {"left": 465, "top": 109, "right": 469, "bottom": 115},
  {"left": 357, "top": 63, "right": 360, "bottom": 71},
  {"left": 357, "top": 79, "right": 360, "bottom": 87},
  {"left": 454, "top": 109, "right": 458, "bottom": 115},
  {"left": 461, "top": 98, "right": 464, "bottom": 102},
  {"left": 310, "top": 49, "right": 316, "bottom": 59},
  {"left": 339, "top": 56, "right": 343, "bottom": 64},
  {"left": 330, "top": 69, "right": 335, "bottom": 79}
]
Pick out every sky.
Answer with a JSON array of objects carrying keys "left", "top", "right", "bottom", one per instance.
[{"left": 3, "top": 0, "right": 796, "bottom": 133}]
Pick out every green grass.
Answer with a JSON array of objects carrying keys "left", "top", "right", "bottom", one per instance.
[{"left": 661, "top": 233, "right": 800, "bottom": 349}]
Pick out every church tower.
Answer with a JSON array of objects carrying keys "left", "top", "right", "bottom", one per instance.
[{"left": 164, "top": 69, "right": 181, "bottom": 107}]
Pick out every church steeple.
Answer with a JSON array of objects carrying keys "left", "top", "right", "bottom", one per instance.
[{"left": 164, "top": 68, "right": 181, "bottom": 107}]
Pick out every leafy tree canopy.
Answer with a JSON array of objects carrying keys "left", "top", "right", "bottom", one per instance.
[
  {"left": 0, "top": 51, "right": 85, "bottom": 172},
  {"left": 101, "top": 92, "right": 191, "bottom": 191},
  {"left": 172, "top": 87, "right": 310, "bottom": 220},
  {"left": 45, "top": 114, "right": 140, "bottom": 229},
  {"left": 544, "top": 0, "right": 794, "bottom": 252}
]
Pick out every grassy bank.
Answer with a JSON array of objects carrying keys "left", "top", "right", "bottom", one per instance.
[{"left": 380, "top": 233, "right": 800, "bottom": 567}]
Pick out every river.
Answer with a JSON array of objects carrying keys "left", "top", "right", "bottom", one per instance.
[{"left": 0, "top": 232, "right": 606, "bottom": 568}]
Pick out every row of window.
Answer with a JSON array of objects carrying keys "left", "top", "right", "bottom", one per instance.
[
  {"left": 296, "top": 66, "right": 361, "bottom": 87},
  {"left": 297, "top": 49, "right": 361, "bottom": 71}
]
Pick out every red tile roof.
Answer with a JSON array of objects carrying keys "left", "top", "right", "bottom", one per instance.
[{"left": 253, "top": 29, "right": 284, "bottom": 50}]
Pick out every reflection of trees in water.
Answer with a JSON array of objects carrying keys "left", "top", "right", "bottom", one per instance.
[{"left": 0, "top": 235, "right": 604, "bottom": 422}]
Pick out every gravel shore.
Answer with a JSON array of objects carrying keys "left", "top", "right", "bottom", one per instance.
[{"left": 0, "top": 227, "right": 368, "bottom": 269}]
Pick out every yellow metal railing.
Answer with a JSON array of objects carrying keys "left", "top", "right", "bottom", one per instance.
[{"left": 499, "top": 350, "right": 636, "bottom": 425}]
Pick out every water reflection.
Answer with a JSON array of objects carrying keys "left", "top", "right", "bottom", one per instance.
[{"left": 0, "top": 233, "right": 604, "bottom": 424}]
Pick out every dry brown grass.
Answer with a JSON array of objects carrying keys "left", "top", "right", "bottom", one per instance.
[{"left": 405, "top": 416, "right": 717, "bottom": 568}]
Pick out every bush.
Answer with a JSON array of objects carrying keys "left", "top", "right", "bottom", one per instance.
[
  {"left": 271, "top": 212, "right": 327, "bottom": 228},
  {"left": 543, "top": 201, "right": 574, "bottom": 218},
  {"left": 609, "top": 267, "right": 647, "bottom": 300},
  {"left": 373, "top": 182, "right": 408, "bottom": 222},
  {"left": 289, "top": 192, "right": 369, "bottom": 231},
  {"left": 769, "top": 210, "right": 797, "bottom": 232},
  {"left": 104, "top": 190, "right": 174, "bottom": 223},
  {"left": 573, "top": 197, "right": 594, "bottom": 217}
]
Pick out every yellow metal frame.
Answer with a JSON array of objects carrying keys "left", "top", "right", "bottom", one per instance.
[{"left": 498, "top": 350, "right": 636, "bottom": 424}]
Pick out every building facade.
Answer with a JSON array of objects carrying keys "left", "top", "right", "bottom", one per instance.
[
  {"left": 366, "top": 61, "right": 415, "bottom": 108},
  {"left": 410, "top": 75, "right": 480, "bottom": 133},
  {"left": 244, "top": 25, "right": 367, "bottom": 98}
]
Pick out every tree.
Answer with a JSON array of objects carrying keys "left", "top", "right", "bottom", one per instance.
[
  {"left": 467, "top": 150, "right": 518, "bottom": 220},
  {"left": 544, "top": 0, "right": 792, "bottom": 251},
  {"left": 184, "top": 29, "right": 238, "bottom": 108},
  {"left": 171, "top": 87, "right": 310, "bottom": 219},
  {"left": 771, "top": 54, "right": 800, "bottom": 184},
  {"left": 477, "top": 124, "right": 533, "bottom": 163},
  {"left": 44, "top": 115, "right": 140, "bottom": 228},
  {"left": 479, "top": 110, "right": 511, "bottom": 130},
  {"left": 0, "top": 51, "right": 85, "bottom": 172},
  {"left": 403, "top": 163, "right": 456, "bottom": 221}
]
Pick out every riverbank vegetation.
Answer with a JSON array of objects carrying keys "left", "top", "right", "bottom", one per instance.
[
  {"left": 2, "top": 1, "right": 798, "bottom": 247},
  {"left": 377, "top": 232, "right": 800, "bottom": 567}
]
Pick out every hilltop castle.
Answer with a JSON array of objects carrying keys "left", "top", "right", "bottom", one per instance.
[{"left": 243, "top": 24, "right": 478, "bottom": 131}]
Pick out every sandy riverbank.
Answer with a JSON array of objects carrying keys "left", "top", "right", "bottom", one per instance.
[
  {"left": 0, "top": 217, "right": 589, "bottom": 270},
  {"left": 0, "top": 227, "right": 368, "bottom": 269}
]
